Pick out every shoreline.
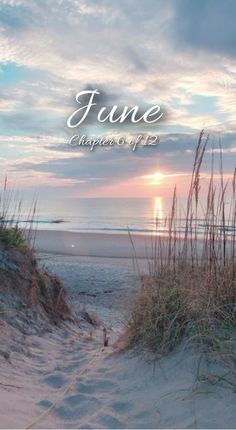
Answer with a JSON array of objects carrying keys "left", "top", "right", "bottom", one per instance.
[
  {"left": 34, "top": 229, "right": 155, "bottom": 259},
  {"left": 33, "top": 228, "right": 218, "bottom": 259}
]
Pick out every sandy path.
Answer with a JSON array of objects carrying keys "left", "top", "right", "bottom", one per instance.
[
  {"left": 2, "top": 324, "right": 236, "bottom": 429},
  {"left": 1, "top": 253, "right": 236, "bottom": 428}
]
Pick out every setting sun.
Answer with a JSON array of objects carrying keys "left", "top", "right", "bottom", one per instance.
[{"left": 143, "top": 172, "right": 166, "bottom": 185}]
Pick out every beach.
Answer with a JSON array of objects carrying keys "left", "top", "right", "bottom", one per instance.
[
  {"left": 34, "top": 229, "right": 154, "bottom": 259},
  {"left": 0, "top": 229, "right": 236, "bottom": 428},
  {"left": 1, "top": 0, "right": 236, "bottom": 427}
]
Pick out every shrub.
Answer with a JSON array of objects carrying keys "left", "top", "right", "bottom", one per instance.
[{"left": 130, "top": 131, "right": 236, "bottom": 355}]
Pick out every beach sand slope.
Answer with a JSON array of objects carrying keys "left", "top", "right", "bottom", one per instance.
[{"left": 1, "top": 252, "right": 236, "bottom": 429}]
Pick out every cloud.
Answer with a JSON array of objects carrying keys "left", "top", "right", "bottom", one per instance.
[
  {"left": 170, "top": 0, "right": 236, "bottom": 58},
  {"left": 0, "top": 1, "right": 236, "bottom": 197},
  {"left": 3, "top": 132, "right": 235, "bottom": 194},
  {"left": 0, "top": 0, "right": 235, "bottom": 133}
]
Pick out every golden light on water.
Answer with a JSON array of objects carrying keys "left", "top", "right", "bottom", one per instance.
[{"left": 153, "top": 196, "right": 164, "bottom": 221}]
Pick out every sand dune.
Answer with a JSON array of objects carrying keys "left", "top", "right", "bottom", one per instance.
[
  {"left": 1, "top": 318, "right": 236, "bottom": 429},
  {"left": 1, "top": 252, "right": 236, "bottom": 429}
]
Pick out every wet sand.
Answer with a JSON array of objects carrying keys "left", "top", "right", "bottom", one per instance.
[{"left": 34, "top": 229, "right": 153, "bottom": 258}]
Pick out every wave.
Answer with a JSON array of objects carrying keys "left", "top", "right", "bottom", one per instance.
[
  {"left": 24, "top": 218, "right": 66, "bottom": 224},
  {"left": 67, "top": 226, "right": 236, "bottom": 235},
  {"left": 15, "top": 218, "right": 236, "bottom": 236}
]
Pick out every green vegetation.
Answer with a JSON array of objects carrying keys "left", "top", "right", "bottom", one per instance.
[
  {"left": 0, "top": 224, "right": 26, "bottom": 247},
  {"left": 130, "top": 132, "right": 236, "bottom": 362},
  {"left": 0, "top": 181, "right": 70, "bottom": 325}
]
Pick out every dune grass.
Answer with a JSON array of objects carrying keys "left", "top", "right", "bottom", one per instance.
[
  {"left": 0, "top": 178, "right": 36, "bottom": 248},
  {"left": 130, "top": 131, "right": 236, "bottom": 357},
  {"left": 0, "top": 180, "right": 70, "bottom": 324}
]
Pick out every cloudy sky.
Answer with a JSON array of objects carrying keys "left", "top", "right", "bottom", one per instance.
[{"left": 0, "top": 0, "right": 236, "bottom": 201}]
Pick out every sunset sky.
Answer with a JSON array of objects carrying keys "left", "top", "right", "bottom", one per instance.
[{"left": 0, "top": 0, "right": 236, "bottom": 201}]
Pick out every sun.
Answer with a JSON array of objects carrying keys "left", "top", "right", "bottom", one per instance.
[{"left": 142, "top": 172, "right": 166, "bottom": 185}]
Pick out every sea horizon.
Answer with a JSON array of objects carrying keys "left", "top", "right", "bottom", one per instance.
[{"left": 12, "top": 196, "right": 236, "bottom": 237}]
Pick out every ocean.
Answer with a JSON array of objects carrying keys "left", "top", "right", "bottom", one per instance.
[
  {"left": 33, "top": 197, "right": 167, "bottom": 234},
  {"left": 17, "top": 197, "right": 236, "bottom": 237}
]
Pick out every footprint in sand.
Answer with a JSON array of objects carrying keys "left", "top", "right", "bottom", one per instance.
[
  {"left": 96, "top": 414, "right": 124, "bottom": 429},
  {"left": 54, "top": 393, "right": 101, "bottom": 421},
  {"left": 96, "top": 367, "right": 110, "bottom": 374},
  {"left": 54, "top": 357, "right": 88, "bottom": 374},
  {"left": 37, "top": 399, "right": 53, "bottom": 409},
  {"left": 43, "top": 373, "right": 67, "bottom": 389},
  {"left": 76, "top": 378, "right": 118, "bottom": 394},
  {"left": 110, "top": 400, "right": 133, "bottom": 413}
]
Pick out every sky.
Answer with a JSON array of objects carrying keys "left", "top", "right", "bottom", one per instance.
[{"left": 0, "top": 0, "right": 236, "bottom": 202}]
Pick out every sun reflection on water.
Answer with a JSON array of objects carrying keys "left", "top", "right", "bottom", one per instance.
[{"left": 153, "top": 196, "right": 164, "bottom": 224}]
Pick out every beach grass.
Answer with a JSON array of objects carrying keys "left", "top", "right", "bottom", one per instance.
[
  {"left": 0, "top": 178, "right": 37, "bottom": 248},
  {"left": 0, "top": 180, "right": 70, "bottom": 324},
  {"left": 130, "top": 131, "right": 236, "bottom": 358}
]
